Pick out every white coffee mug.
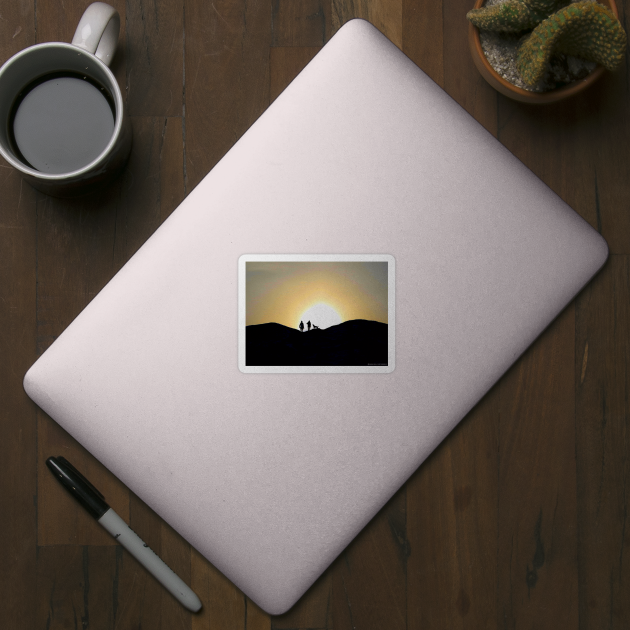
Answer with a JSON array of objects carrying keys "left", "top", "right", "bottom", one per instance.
[{"left": 0, "top": 2, "right": 132, "bottom": 197}]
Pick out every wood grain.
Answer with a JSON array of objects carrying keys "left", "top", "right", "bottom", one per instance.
[
  {"left": 37, "top": 416, "right": 129, "bottom": 546},
  {"left": 443, "top": 0, "right": 497, "bottom": 131},
  {"left": 576, "top": 256, "right": 630, "bottom": 629},
  {"left": 405, "top": 2, "right": 500, "bottom": 627},
  {"left": 271, "top": 573, "right": 332, "bottom": 629},
  {"left": 271, "top": 0, "right": 332, "bottom": 46},
  {"left": 184, "top": 0, "right": 271, "bottom": 192},
  {"left": 332, "top": 0, "right": 402, "bottom": 48},
  {"left": 497, "top": 97, "right": 598, "bottom": 223},
  {"left": 125, "top": 0, "right": 184, "bottom": 117},
  {"left": 497, "top": 304, "right": 578, "bottom": 629},
  {"left": 36, "top": 545, "right": 119, "bottom": 630},
  {"left": 270, "top": 47, "right": 322, "bottom": 102},
  {"left": 190, "top": 549, "right": 248, "bottom": 630},
  {"left": 0, "top": 4, "right": 38, "bottom": 629},
  {"left": 35, "top": 0, "right": 127, "bottom": 97},
  {"left": 0, "top": 0, "right": 36, "bottom": 55},
  {"left": 407, "top": 391, "right": 499, "bottom": 629},
  {"left": 111, "top": 116, "right": 185, "bottom": 270},
  {"left": 116, "top": 495, "right": 192, "bottom": 629},
  {"left": 583, "top": 72, "right": 630, "bottom": 254},
  {"left": 0, "top": 151, "right": 38, "bottom": 630},
  {"left": 494, "top": 64, "right": 630, "bottom": 258},
  {"left": 403, "top": 0, "right": 444, "bottom": 88},
  {"left": 331, "top": 486, "right": 408, "bottom": 630}
]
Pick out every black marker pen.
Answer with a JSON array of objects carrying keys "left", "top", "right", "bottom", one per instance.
[{"left": 46, "top": 456, "right": 202, "bottom": 612}]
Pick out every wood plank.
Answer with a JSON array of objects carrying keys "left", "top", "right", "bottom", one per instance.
[
  {"left": 399, "top": 3, "right": 500, "bottom": 627},
  {"left": 582, "top": 72, "right": 630, "bottom": 254},
  {"left": 0, "top": 134, "right": 38, "bottom": 630},
  {"left": 0, "top": 0, "right": 36, "bottom": 55},
  {"left": 331, "top": 0, "right": 402, "bottom": 48},
  {"left": 126, "top": 0, "right": 183, "bottom": 117},
  {"left": 271, "top": 573, "right": 332, "bottom": 629},
  {"left": 34, "top": 186, "right": 121, "bottom": 355},
  {"left": 443, "top": 0, "right": 497, "bottom": 131},
  {"left": 494, "top": 63, "right": 630, "bottom": 257},
  {"left": 0, "top": 5, "right": 38, "bottom": 629},
  {"left": 497, "top": 305, "right": 578, "bottom": 628},
  {"left": 496, "top": 97, "right": 598, "bottom": 223},
  {"left": 402, "top": 0, "right": 444, "bottom": 88},
  {"left": 36, "top": 545, "right": 118, "bottom": 630},
  {"left": 184, "top": 0, "right": 272, "bottom": 192},
  {"left": 271, "top": 0, "right": 332, "bottom": 46},
  {"left": 35, "top": 0, "right": 127, "bottom": 95},
  {"left": 158, "top": 518, "right": 196, "bottom": 629},
  {"left": 110, "top": 494, "right": 192, "bottom": 629},
  {"left": 37, "top": 416, "right": 129, "bottom": 546},
  {"left": 188, "top": 529, "right": 270, "bottom": 628},
  {"left": 112, "top": 116, "right": 185, "bottom": 270},
  {"left": 270, "top": 47, "right": 321, "bottom": 103},
  {"left": 190, "top": 548, "right": 247, "bottom": 630},
  {"left": 36, "top": 0, "right": 123, "bottom": 45},
  {"left": 247, "top": 601, "right": 271, "bottom": 630},
  {"left": 492, "top": 73, "right": 616, "bottom": 630},
  {"left": 159, "top": 117, "right": 187, "bottom": 220},
  {"left": 492, "top": 41, "right": 626, "bottom": 628},
  {"left": 331, "top": 486, "right": 407, "bottom": 630},
  {"left": 407, "top": 392, "right": 499, "bottom": 629},
  {"left": 575, "top": 256, "right": 630, "bottom": 629}
]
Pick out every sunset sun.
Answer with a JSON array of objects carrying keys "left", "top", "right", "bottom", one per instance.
[{"left": 297, "top": 302, "right": 342, "bottom": 330}]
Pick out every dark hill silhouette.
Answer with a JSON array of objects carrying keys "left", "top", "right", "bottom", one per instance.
[{"left": 246, "top": 319, "right": 388, "bottom": 366}]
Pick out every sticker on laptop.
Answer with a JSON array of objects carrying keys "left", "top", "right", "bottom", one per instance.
[{"left": 238, "top": 254, "right": 395, "bottom": 373}]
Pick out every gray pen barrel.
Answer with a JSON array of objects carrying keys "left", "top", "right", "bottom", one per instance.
[{"left": 98, "top": 508, "right": 202, "bottom": 612}]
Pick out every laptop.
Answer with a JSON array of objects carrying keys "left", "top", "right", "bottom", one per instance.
[{"left": 23, "top": 19, "right": 608, "bottom": 614}]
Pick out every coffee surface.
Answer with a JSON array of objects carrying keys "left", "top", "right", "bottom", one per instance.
[{"left": 12, "top": 74, "right": 115, "bottom": 174}]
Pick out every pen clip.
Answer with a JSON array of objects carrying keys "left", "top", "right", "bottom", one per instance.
[{"left": 54, "top": 456, "right": 106, "bottom": 501}]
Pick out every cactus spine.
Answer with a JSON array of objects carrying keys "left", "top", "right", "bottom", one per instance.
[
  {"left": 467, "top": 0, "right": 568, "bottom": 33},
  {"left": 516, "top": 1, "right": 627, "bottom": 85}
]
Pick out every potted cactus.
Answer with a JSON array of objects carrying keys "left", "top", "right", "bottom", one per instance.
[{"left": 467, "top": 0, "right": 627, "bottom": 102}]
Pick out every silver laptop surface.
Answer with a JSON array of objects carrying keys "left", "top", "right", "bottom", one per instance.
[{"left": 24, "top": 19, "right": 608, "bottom": 614}]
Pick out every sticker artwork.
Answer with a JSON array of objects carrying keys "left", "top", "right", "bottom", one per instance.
[{"left": 238, "top": 255, "right": 395, "bottom": 374}]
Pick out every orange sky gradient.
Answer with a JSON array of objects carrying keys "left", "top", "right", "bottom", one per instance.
[{"left": 246, "top": 261, "right": 388, "bottom": 329}]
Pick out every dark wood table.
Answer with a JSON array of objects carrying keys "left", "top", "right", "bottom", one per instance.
[{"left": 2, "top": 0, "right": 628, "bottom": 628}]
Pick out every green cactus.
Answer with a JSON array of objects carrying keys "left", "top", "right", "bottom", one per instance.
[
  {"left": 467, "top": 0, "right": 568, "bottom": 33},
  {"left": 516, "top": 1, "right": 627, "bottom": 85}
]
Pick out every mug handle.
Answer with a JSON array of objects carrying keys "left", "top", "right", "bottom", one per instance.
[{"left": 71, "top": 2, "right": 120, "bottom": 67}]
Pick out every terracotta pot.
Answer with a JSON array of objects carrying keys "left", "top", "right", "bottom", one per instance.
[{"left": 468, "top": 0, "right": 619, "bottom": 103}]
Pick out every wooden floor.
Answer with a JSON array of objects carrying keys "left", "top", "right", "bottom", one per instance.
[{"left": 1, "top": 0, "right": 629, "bottom": 628}]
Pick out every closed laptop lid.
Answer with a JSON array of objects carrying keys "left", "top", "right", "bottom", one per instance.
[{"left": 24, "top": 19, "right": 607, "bottom": 614}]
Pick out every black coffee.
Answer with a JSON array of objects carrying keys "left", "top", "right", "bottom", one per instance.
[{"left": 10, "top": 73, "right": 115, "bottom": 174}]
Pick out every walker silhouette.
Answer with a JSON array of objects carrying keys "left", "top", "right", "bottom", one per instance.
[{"left": 299, "top": 321, "right": 304, "bottom": 332}]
